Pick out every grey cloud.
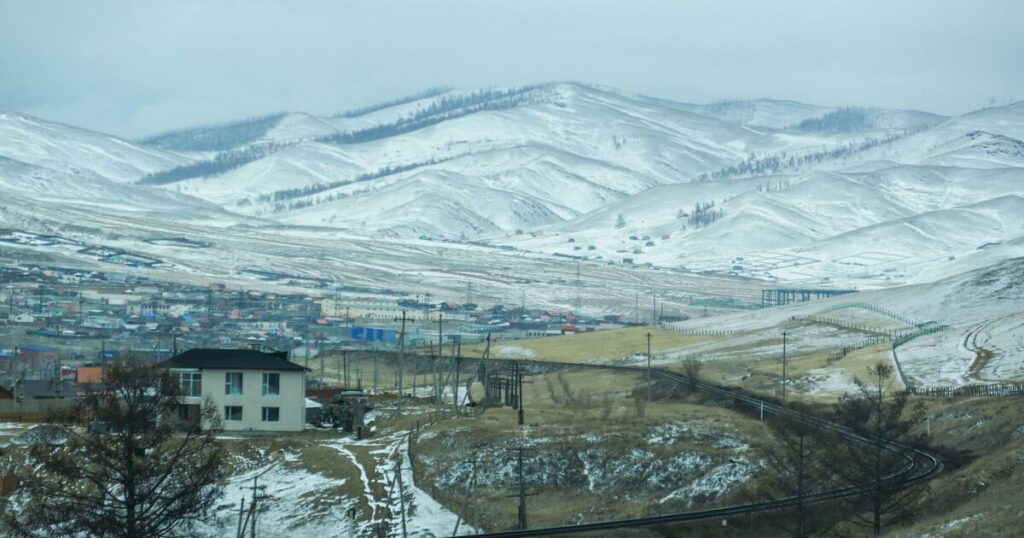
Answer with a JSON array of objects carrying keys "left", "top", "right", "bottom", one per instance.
[{"left": 1, "top": 0, "right": 1021, "bottom": 137}]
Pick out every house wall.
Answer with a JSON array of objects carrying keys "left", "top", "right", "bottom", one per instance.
[
  {"left": 182, "top": 368, "right": 305, "bottom": 432},
  {"left": 77, "top": 366, "right": 105, "bottom": 384}
]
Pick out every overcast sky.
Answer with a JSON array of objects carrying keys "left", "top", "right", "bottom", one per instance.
[{"left": 2, "top": 0, "right": 1022, "bottom": 138}]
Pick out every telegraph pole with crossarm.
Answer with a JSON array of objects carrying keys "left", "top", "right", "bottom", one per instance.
[{"left": 394, "top": 311, "right": 412, "bottom": 416}]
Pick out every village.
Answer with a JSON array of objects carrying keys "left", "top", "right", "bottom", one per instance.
[{"left": 0, "top": 262, "right": 650, "bottom": 419}]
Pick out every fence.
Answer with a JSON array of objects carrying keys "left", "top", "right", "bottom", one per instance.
[
  {"left": 805, "top": 315, "right": 902, "bottom": 337},
  {"left": 907, "top": 383, "right": 1024, "bottom": 399},
  {"left": 891, "top": 324, "right": 953, "bottom": 390},
  {"left": 659, "top": 324, "right": 740, "bottom": 337},
  {"left": 825, "top": 336, "right": 891, "bottom": 364},
  {"left": 813, "top": 301, "right": 923, "bottom": 327}
]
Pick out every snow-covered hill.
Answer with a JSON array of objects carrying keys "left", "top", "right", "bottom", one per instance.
[
  {"left": 2, "top": 84, "right": 1022, "bottom": 299},
  {"left": 680, "top": 99, "right": 944, "bottom": 132},
  {"left": 0, "top": 112, "right": 196, "bottom": 183},
  {"left": 137, "top": 83, "right": 943, "bottom": 237}
]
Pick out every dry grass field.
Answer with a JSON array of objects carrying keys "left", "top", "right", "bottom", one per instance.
[{"left": 460, "top": 326, "right": 715, "bottom": 363}]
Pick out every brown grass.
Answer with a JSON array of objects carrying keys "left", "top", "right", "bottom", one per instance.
[{"left": 459, "top": 326, "right": 715, "bottom": 363}]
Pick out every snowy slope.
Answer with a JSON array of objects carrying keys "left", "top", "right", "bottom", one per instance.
[
  {"left": 850, "top": 101, "right": 1024, "bottom": 165},
  {"left": 662, "top": 256, "right": 1024, "bottom": 386},
  {"left": 799, "top": 195, "right": 1024, "bottom": 262},
  {"left": 0, "top": 157, "right": 253, "bottom": 228},
  {"left": 0, "top": 112, "right": 195, "bottom": 182},
  {"left": 920, "top": 131, "right": 1024, "bottom": 169},
  {"left": 502, "top": 159, "right": 1024, "bottom": 279},
  {"left": 680, "top": 99, "right": 944, "bottom": 132},
  {"left": 146, "top": 83, "right": 947, "bottom": 237},
  {"left": 679, "top": 99, "right": 833, "bottom": 129},
  {"left": 4, "top": 84, "right": 1024, "bottom": 306}
]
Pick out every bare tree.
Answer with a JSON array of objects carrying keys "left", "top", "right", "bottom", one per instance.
[
  {"left": 682, "top": 357, "right": 702, "bottom": 389},
  {"left": 828, "top": 362, "right": 929, "bottom": 535},
  {"left": 4, "top": 362, "right": 227, "bottom": 538},
  {"left": 753, "top": 413, "right": 836, "bottom": 538}
]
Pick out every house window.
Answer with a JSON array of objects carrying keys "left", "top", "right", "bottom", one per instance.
[
  {"left": 224, "top": 406, "right": 242, "bottom": 421},
  {"left": 225, "top": 372, "right": 243, "bottom": 395},
  {"left": 262, "top": 373, "right": 280, "bottom": 396},
  {"left": 261, "top": 407, "right": 280, "bottom": 422},
  {"left": 176, "top": 404, "right": 200, "bottom": 426},
  {"left": 177, "top": 372, "right": 201, "bottom": 397}
]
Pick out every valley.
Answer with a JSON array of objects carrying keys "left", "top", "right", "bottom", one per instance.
[{"left": 1, "top": 82, "right": 1023, "bottom": 537}]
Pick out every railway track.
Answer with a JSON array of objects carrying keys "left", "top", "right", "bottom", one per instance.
[{"left": 455, "top": 359, "right": 943, "bottom": 537}]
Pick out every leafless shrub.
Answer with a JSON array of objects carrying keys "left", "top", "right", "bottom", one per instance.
[{"left": 683, "top": 357, "right": 703, "bottom": 389}]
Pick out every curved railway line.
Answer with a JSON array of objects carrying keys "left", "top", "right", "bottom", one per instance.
[{"left": 449, "top": 359, "right": 944, "bottom": 537}]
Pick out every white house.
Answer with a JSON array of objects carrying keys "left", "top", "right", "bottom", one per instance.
[
  {"left": 160, "top": 349, "right": 308, "bottom": 432},
  {"left": 11, "top": 314, "right": 35, "bottom": 324}
]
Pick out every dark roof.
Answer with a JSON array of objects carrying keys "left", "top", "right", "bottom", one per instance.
[
  {"left": 159, "top": 349, "right": 306, "bottom": 371},
  {"left": 19, "top": 380, "right": 77, "bottom": 399}
]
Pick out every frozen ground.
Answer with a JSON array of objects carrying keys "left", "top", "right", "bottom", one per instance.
[
  {"left": 197, "top": 415, "right": 474, "bottom": 537},
  {"left": 662, "top": 321, "right": 883, "bottom": 365},
  {"left": 0, "top": 196, "right": 766, "bottom": 316},
  {"left": 660, "top": 258, "right": 1023, "bottom": 390},
  {"left": 899, "top": 311, "right": 1024, "bottom": 387},
  {"left": 200, "top": 458, "right": 352, "bottom": 537}
]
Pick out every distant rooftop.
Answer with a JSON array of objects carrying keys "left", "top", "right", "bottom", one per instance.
[
  {"left": 159, "top": 349, "right": 306, "bottom": 371},
  {"left": 18, "top": 379, "right": 77, "bottom": 399}
]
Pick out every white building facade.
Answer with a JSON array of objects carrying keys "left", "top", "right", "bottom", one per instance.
[{"left": 162, "top": 349, "right": 307, "bottom": 432}]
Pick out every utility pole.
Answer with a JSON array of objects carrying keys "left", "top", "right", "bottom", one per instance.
[
  {"left": 517, "top": 361, "right": 524, "bottom": 425},
  {"left": 318, "top": 337, "right": 325, "bottom": 388},
  {"left": 207, "top": 285, "right": 214, "bottom": 319},
  {"left": 782, "top": 330, "right": 788, "bottom": 402},
  {"left": 304, "top": 328, "right": 311, "bottom": 370},
  {"left": 573, "top": 263, "right": 582, "bottom": 319},
  {"left": 452, "top": 455, "right": 479, "bottom": 536},
  {"left": 452, "top": 345, "right": 461, "bottom": 413},
  {"left": 436, "top": 313, "right": 444, "bottom": 405},
  {"left": 506, "top": 447, "right": 536, "bottom": 531},
  {"left": 373, "top": 349, "right": 379, "bottom": 395},
  {"left": 395, "top": 311, "right": 411, "bottom": 416},
  {"left": 342, "top": 350, "right": 348, "bottom": 388},
  {"left": 396, "top": 453, "right": 409, "bottom": 538},
  {"left": 646, "top": 332, "right": 652, "bottom": 402},
  {"left": 634, "top": 291, "right": 639, "bottom": 325},
  {"left": 236, "top": 497, "right": 245, "bottom": 538},
  {"left": 238, "top": 475, "right": 269, "bottom": 538},
  {"left": 481, "top": 333, "right": 492, "bottom": 407},
  {"left": 516, "top": 447, "right": 527, "bottom": 530},
  {"left": 651, "top": 293, "right": 657, "bottom": 326}
]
